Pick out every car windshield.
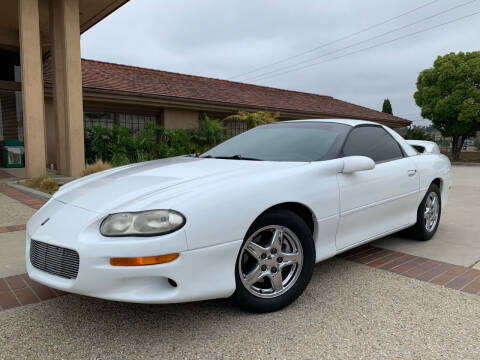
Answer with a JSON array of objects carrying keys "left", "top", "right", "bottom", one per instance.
[{"left": 201, "top": 122, "right": 350, "bottom": 162}]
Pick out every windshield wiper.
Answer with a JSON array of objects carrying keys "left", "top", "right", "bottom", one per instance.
[{"left": 201, "top": 154, "right": 264, "bottom": 161}]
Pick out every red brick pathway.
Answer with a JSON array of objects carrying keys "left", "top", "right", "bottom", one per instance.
[
  {"left": 0, "top": 185, "right": 61, "bottom": 310},
  {"left": 0, "top": 185, "right": 46, "bottom": 234},
  {"left": 339, "top": 244, "right": 480, "bottom": 294},
  {"left": 0, "top": 184, "right": 47, "bottom": 210},
  {"left": 0, "top": 170, "right": 14, "bottom": 179},
  {"left": 0, "top": 224, "right": 27, "bottom": 234},
  {"left": 0, "top": 274, "right": 67, "bottom": 310}
]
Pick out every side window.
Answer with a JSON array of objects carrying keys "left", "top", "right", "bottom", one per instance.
[{"left": 342, "top": 126, "right": 403, "bottom": 163}]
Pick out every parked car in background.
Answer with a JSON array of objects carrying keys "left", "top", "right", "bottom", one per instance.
[{"left": 26, "top": 119, "right": 451, "bottom": 312}]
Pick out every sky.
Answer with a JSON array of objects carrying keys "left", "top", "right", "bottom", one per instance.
[{"left": 81, "top": 0, "right": 480, "bottom": 126}]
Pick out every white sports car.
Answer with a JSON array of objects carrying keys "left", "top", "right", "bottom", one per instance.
[{"left": 26, "top": 119, "right": 451, "bottom": 312}]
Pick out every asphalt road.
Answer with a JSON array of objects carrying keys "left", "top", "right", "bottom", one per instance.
[{"left": 1, "top": 258, "right": 479, "bottom": 360}]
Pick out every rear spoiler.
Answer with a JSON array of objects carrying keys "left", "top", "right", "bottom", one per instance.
[{"left": 405, "top": 140, "right": 440, "bottom": 154}]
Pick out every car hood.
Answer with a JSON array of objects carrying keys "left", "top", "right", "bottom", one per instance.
[{"left": 53, "top": 156, "right": 305, "bottom": 213}]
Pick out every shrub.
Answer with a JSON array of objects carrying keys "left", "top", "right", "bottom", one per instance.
[
  {"left": 84, "top": 117, "right": 226, "bottom": 166},
  {"left": 25, "top": 174, "right": 59, "bottom": 194},
  {"left": 85, "top": 123, "right": 163, "bottom": 166},
  {"left": 189, "top": 115, "right": 226, "bottom": 153},
  {"left": 83, "top": 159, "right": 113, "bottom": 176}
]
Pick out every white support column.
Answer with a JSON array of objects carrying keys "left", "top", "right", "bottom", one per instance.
[
  {"left": 18, "top": 0, "right": 46, "bottom": 178},
  {"left": 50, "top": 0, "right": 85, "bottom": 177}
]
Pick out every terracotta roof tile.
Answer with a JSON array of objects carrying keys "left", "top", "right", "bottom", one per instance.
[{"left": 43, "top": 58, "right": 410, "bottom": 127}]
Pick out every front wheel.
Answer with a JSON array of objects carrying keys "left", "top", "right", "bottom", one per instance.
[
  {"left": 233, "top": 209, "right": 315, "bottom": 313},
  {"left": 406, "top": 183, "right": 442, "bottom": 241}
]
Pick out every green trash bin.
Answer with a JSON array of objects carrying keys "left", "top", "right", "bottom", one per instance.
[{"left": 2, "top": 139, "right": 25, "bottom": 168}]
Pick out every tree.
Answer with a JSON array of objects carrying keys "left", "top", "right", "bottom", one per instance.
[
  {"left": 382, "top": 99, "right": 393, "bottom": 115},
  {"left": 474, "top": 132, "right": 480, "bottom": 150},
  {"left": 414, "top": 51, "right": 480, "bottom": 160},
  {"left": 224, "top": 111, "right": 279, "bottom": 129}
]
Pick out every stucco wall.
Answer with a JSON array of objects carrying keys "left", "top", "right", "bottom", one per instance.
[{"left": 163, "top": 108, "right": 199, "bottom": 129}]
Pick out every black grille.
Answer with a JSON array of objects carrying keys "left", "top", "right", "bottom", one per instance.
[{"left": 30, "top": 240, "right": 79, "bottom": 279}]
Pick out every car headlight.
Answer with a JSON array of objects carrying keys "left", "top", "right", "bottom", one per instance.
[{"left": 100, "top": 210, "right": 186, "bottom": 237}]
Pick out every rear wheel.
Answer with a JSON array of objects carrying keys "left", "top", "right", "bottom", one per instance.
[
  {"left": 406, "top": 183, "right": 441, "bottom": 241},
  {"left": 233, "top": 209, "right": 315, "bottom": 313}
]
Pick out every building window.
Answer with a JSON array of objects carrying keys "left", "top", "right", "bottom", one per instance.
[
  {"left": 84, "top": 112, "right": 115, "bottom": 129},
  {"left": 0, "top": 91, "right": 22, "bottom": 141},
  {"left": 224, "top": 119, "right": 248, "bottom": 137},
  {"left": 0, "top": 64, "right": 23, "bottom": 142},
  {"left": 118, "top": 113, "right": 156, "bottom": 132},
  {"left": 84, "top": 111, "right": 157, "bottom": 132}
]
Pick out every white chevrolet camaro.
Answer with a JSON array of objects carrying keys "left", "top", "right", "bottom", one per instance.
[{"left": 27, "top": 119, "right": 451, "bottom": 312}]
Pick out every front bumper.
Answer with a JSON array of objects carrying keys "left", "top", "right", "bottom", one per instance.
[{"left": 26, "top": 199, "right": 242, "bottom": 304}]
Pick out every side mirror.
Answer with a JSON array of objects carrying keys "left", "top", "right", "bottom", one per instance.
[{"left": 342, "top": 156, "right": 375, "bottom": 174}]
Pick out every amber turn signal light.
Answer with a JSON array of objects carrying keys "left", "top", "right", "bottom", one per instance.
[{"left": 110, "top": 253, "right": 179, "bottom": 266}]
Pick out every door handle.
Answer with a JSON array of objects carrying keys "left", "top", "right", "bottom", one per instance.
[{"left": 408, "top": 169, "right": 417, "bottom": 177}]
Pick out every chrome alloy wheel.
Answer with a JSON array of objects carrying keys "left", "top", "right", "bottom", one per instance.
[
  {"left": 238, "top": 225, "right": 303, "bottom": 298},
  {"left": 424, "top": 191, "right": 440, "bottom": 232}
]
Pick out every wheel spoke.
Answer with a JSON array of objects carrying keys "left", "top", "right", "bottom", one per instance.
[
  {"left": 423, "top": 192, "right": 440, "bottom": 232},
  {"left": 244, "top": 265, "right": 265, "bottom": 286},
  {"left": 245, "top": 242, "right": 267, "bottom": 260},
  {"left": 279, "top": 251, "right": 299, "bottom": 268},
  {"left": 424, "top": 211, "right": 430, "bottom": 221},
  {"left": 426, "top": 197, "right": 432, "bottom": 208},
  {"left": 269, "top": 228, "right": 283, "bottom": 251},
  {"left": 269, "top": 273, "right": 283, "bottom": 292}
]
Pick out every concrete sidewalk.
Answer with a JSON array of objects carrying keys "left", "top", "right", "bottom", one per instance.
[
  {"left": 0, "top": 190, "right": 35, "bottom": 278},
  {"left": 0, "top": 168, "right": 24, "bottom": 184},
  {"left": 373, "top": 166, "right": 480, "bottom": 268},
  {"left": 0, "top": 193, "right": 36, "bottom": 228},
  {"left": 0, "top": 231, "right": 27, "bottom": 278}
]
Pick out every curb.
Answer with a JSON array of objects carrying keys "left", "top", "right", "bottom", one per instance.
[
  {"left": 7, "top": 183, "right": 52, "bottom": 201},
  {"left": 451, "top": 162, "right": 480, "bottom": 166},
  {"left": 340, "top": 244, "right": 480, "bottom": 295}
]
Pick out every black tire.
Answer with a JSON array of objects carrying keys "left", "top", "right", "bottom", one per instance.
[
  {"left": 233, "top": 209, "right": 315, "bottom": 313},
  {"left": 406, "top": 183, "right": 442, "bottom": 241}
]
